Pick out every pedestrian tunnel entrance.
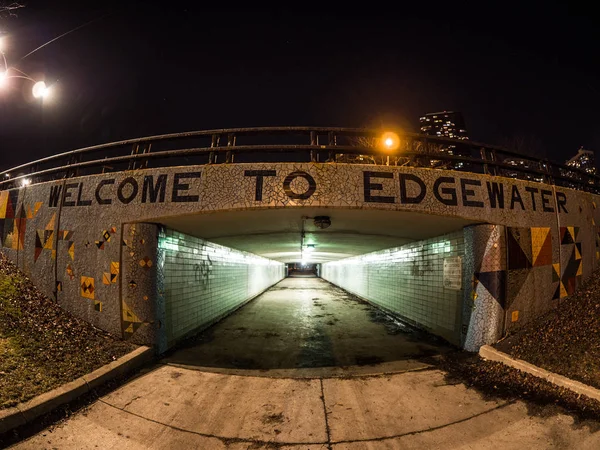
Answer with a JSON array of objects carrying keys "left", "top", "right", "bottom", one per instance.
[{"left": 155, "top": 208, "right": 477, "bottom": 372}]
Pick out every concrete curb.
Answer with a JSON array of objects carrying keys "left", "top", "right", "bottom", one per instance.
[
  {"left": 0, "top": 346, "right": 154, "bottom": 435},
  {"left": 479, "top": 345, "right": 600, "bottom": 403}
]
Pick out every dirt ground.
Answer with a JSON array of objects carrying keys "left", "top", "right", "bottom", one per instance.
[
  {"left": 494, "top": 269, "right": 600, "bottom": 391},
  {"left": 0, "top": 254, "right": 136, "bottom": 409}
]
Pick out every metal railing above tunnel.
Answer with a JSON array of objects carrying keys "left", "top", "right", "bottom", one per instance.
[{"left": 1, "top": 126, "right": 599, "bottom": 194}]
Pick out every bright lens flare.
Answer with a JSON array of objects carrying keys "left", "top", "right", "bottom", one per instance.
[
  {"left": 32, "top": 81, "right": 49, "bottom": 99},
  {"left": 381, "top": 131, "right": 400, "bottom": 151}
]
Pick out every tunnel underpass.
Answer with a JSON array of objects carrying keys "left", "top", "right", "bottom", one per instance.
[
  {"left": 162, "top": 275, "right": 454, "bottom": 375},
  {"left": 156, "top": 207, "right": 474, "bottom": 366}
]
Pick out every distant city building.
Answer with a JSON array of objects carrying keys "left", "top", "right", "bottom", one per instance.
[
  {"left": 502, "top": 157, "right": 546, "bottom": 183},
  {"left": 418, "top": 111, "right": 470, "bottom": 169},
  {"left": 419, "top": 111, "right": 469, "bottom": 140},
  {"left": 565, "top": 147, "right": 596, "bottom": 175}
]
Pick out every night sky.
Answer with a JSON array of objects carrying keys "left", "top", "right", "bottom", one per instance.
[{"left": 0, "top": 2, "right": 598, "bottom": 172}]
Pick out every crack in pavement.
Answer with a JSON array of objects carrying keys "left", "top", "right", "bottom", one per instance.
[
  {"left": 319, "top": 378, "right": 333, "bottom": 450},
  {"left": 97, "top": 398, "right": 328, "bottom": 448},
  {"left": 122, "top": 395, "right": 142, "bottom": 409},
  {"left": 97, "top": 395, "right": 516, "bottom": 447}
]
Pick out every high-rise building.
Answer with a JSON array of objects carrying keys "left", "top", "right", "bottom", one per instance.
[
  {"left": 565, "top": 147, "right": 596, "bottom": 175},
  {"left": 418, "top": 111, "right": 470, "bottom": 169},
  {"left": 419, "top": 111, "right": 469, "bottom": 140}
]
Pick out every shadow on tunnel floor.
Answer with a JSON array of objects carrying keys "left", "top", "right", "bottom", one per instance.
[{"left": 161, "top": 277, "right": 458, "bottom": 377}]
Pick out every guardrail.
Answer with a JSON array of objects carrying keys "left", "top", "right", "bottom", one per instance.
[{"left": 1, "top": 126, "right": 598, "bottom": 193}]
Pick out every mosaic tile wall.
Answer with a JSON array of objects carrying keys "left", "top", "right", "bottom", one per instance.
[
  {"left": 121, "top": 223, "right": 160, "bottom": 346},
  {"left": 158, "top": 228, "right": 285, "bottom": 346},
  {"left": 462, "top": 225, "right": 507, "bottom": 351},
  {"left": 321, "top": 231, "right": 465, "bottom": 345}
]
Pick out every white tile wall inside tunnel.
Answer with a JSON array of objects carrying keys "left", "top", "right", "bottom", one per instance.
[
  {"left": 159, "top": 229, "right": 285, "bottom": 344},
  {"left": 321, "top": 231, "right": 465, "bottom": 345}
]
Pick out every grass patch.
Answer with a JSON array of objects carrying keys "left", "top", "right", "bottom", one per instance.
[{"left": 0, "top": 257, "right": 137, "bottom": 409}]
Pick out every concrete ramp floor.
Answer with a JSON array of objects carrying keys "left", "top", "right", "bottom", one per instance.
[{"left": 162, "top": 276, "right": 454, "bottom": 377}]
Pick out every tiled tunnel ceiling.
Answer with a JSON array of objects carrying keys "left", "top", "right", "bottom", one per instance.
[{"left": 157, "top": 208, "right": 478, "bottom": 263}]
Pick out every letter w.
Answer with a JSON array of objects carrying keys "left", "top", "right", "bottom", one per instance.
[
  {"left": 48, "top": 185, "right": 62, "bottom": 207},
  {"left": 486, "top": 181, "right": 504, "bottom": 209}
]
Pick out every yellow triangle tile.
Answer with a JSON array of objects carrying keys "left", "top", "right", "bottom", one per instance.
[
  {"left": 560, "top": 282, "right": 568, "bottom": 298},
  {"left": 45, "top": 213, "right": 56, "bottom": 231},
  {"left": 568, "top": 226, "right": 575, "bottom": 241},
  {"left": 122, "top": 303, "right": 142, "bottom": 323},
  {"left": 0, "top": 191, "right": 8, "bottom": 218},
  {"left": 33, "top": 202, "right": 42, "bottom": 216},
  {"left": 531, "top": 227, "right": 550, "bottom": 265},
  {"left": 125, "top": 323, "right": 134, "bottom": 333},
  {"left": 43, "top": 231, "right": 54, "bottom": 249},
  {"left": 577, "top": 261, "right": 583, "bottom": 276},
  {"left": 575, "top": 246, "right": 582, "bottom": 261}
]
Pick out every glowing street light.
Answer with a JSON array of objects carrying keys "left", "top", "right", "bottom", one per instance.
[
  {"left": 381, "top": 131, "right": 400, "bottom": 151},
  {"left": 1, "top": 36, "right": 53, "bottom": 100},
  {"left": 20, "top": 178, "right": 31, "bottom": 187},
  {"left": 32, "top": 80, "right": 49, "bottom": 98}
]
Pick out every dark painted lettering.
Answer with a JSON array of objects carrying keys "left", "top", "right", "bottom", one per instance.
[
  {"left": 142, "top": 174, "right": 167, "bottom": 203},
  {"left": 48, "top": 185, "right": 62, "bottom": 207},
  {"left": 541, "top": 189, "right": 554, "bottom": 212},
  {"left": 283, "top": 171, "right": 317, "bottom": 200},
  {"left": 95, "top": 179, "right": 114, "bottom": 205},
  {"left": 486, "top": 181, "right": 505, "bottom": 209},
  {"left": 460, "top": 179, "right": 484, "bottom": 207},
  {"left": 433, "top": 177, "right": 458, "bottom": 206},
  {"left": 363, "top": 171, "right": 394, "bottom": 203},
  {"left": 510, "top": 185, "right": 525, "bottom": 210},
  {"left": 76, "top": 183, "right": 92, "bottom": 206},
  {"left": 399, "top": 173, "right": 426, "bottom": 204},
  {"left": 117, "top": 177, "right": 139, "bottom": 204},
  {"left": 245, "top": 170, "right": 277, "bottom": 201},
  {"left": 556, "top": 191, "right": 568, "bottom": 213},
  {"left": 62, "top": 183, "right": 78, "bottom": 207},
  {"left": 172, "top": 172, "right": 201, "bottom": 202},
  {"left": 525, "top": 186, "right": 539, "bottom": 211}
]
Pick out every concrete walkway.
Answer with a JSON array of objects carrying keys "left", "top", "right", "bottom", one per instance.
[
  {"left": 10, "top": 278, "right": 600, "bottom": 448},
  {"left": 13, "top": 363, "right": 600, "bottom": 449},
  {"left": 163, "top": 276, "right": 452, "bottom": 377}
]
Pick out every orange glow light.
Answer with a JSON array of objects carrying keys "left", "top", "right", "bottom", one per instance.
[{"left": 381, "top": 131, "right": 400, "bottom": 151}]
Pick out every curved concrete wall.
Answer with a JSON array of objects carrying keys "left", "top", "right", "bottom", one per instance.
[{"left": 1, "top": 163, "right": 598, "bottom": 349}]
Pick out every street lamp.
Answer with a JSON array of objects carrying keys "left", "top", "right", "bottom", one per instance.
[
  {"left": 0, "top": 36, "right": 52, "bottom": 99},
  {"left": 381, "top": 131, "right": 400, "bottom": 151},
  {"left": 32, "top": 80, "right": 49, "bottom": 98}
]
